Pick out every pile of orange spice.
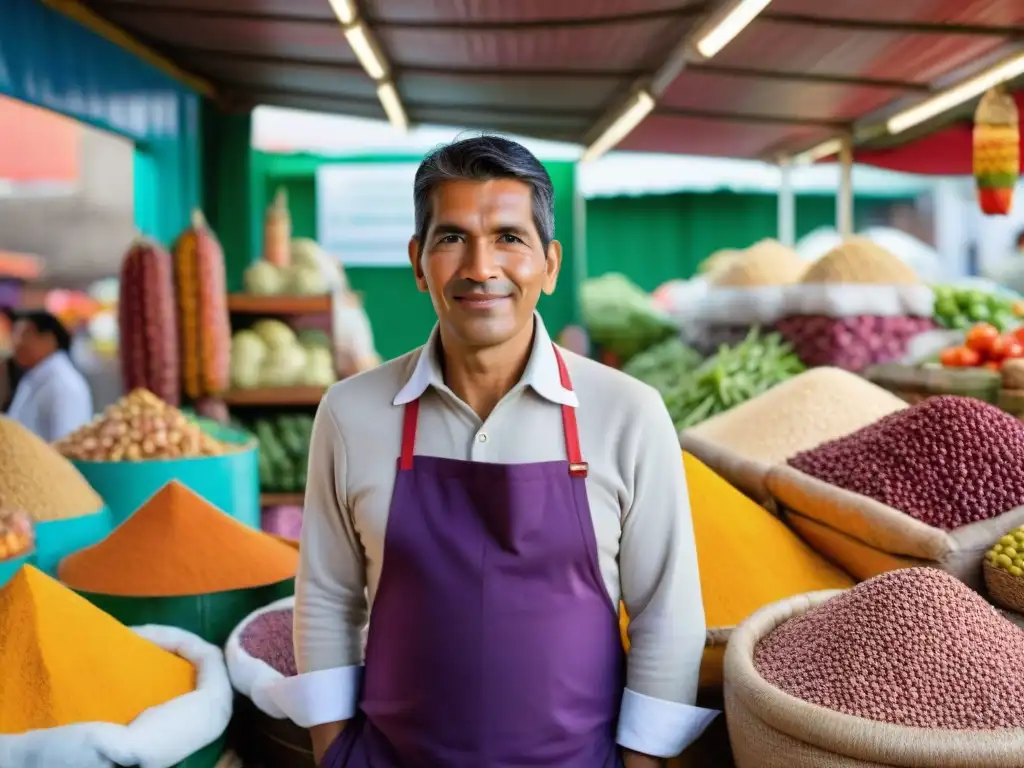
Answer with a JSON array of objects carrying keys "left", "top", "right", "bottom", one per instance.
[{"left": 58, "top": 481, "right": 299, "bottom": 597}]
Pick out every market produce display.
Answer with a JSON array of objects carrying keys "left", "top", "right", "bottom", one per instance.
[
  {"left": 932, "top": 284, "right": 1022, "bottom": 331},
  {"left": 753, "top": 568, "right": 1024, "bottom": 729},
  {"left": 788, "top": 396, "right": 1024, "bottom": 530},
  {"left": 711, "top": 239, "right": 806, "bottom": 287},
  {"left": 239, "top": 606, "right": 296, "bottom": 677},
  {"left": 243, "top": 238, "right": 344, "bottom": 296},
  {"left": 0, "top": 509, "right": 32, "bottom": 562},
  {"left": 620, "top": 337, "right": 702, "bottom": 396},
  {"left": 54, "top": 389, "right": 231, "bottom": 461},
  {"left": 230, "top": 319, "right": 336, "bottom": 390},
  {"left": 939, "top": 321, "right": 1024, "bottom": 370},
  {"left": 776, "top": 314, "right": 935, "bottom": 370},
  {"left": 0, "top": 417, "right": 102, "bottom": 520},
  {"left": 579, "top": 273, "right": 677, "bottom": 363},
  {"left": 973, "top": 86, "right": 1020, "bottom": 216},
  {"left": 251, "top": 414, "right": 313, "bottom": 493},
  {"left": 58, "top": 481, "right": 299, "bottom": 597},
  {"left": 683, "top": 453, "right": 853, "bottom": 687},
  {"left": 681, "top": 368, "right": 907, "bottom": 501},
  {"left": 173, "top": 210, "right": 232, "bottom": 400},
  {"left": 0, "top": 565, "right": 195, "bottom": 733},
  {"left": 667, "top": 329, "right": 805, "bottom": 431},
  {"left": 118, "top": 237, "right": 180, "bottom": 406}
]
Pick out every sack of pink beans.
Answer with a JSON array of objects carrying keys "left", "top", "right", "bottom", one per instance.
[{"left": 775, "top": 315, "right": 937, "bottom": 372}]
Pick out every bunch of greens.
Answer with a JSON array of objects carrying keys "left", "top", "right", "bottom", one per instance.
[
  {"left": 622, "top": 337, "right": 703, "bottom": 397},
  {"left": 251, "top": 414, "right": 315, "bottom": 492},
  {"left": 580, "top": 273, "right": 678, "bottom": 362}
]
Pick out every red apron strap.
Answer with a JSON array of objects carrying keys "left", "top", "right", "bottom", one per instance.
[
  {"left": 399, "top": 399, "right": 420, "bottom": 471},
  {"left": 552, "top": 344, "right": 588, "bottom": 478}
]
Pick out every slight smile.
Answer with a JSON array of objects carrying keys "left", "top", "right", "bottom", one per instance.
[{"left": 455, "top": 295, "right": 510, "bottom": 309}]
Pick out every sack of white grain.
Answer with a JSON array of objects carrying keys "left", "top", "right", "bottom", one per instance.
[
  {"left": 680, "top": 368, "right": 907, "bottom": 504},
  {"left": 765, "top": 395, "right": 1024, "bottom": 589},
  {"left": 726, "top": 571, "right": 1024, "bottom": 767},
  {"left": 774, "top": 238, "right": 936, "bottom": 372}
]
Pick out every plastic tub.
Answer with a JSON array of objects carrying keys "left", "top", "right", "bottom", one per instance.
[
  {"left": 34, "top": 507, "right": 113, "bottom": 574},
  {"left": 72, "top": 442, "right": 259, "bottom": 529},
  {"left": 864, "top": 363, "right": 1001, "bottom": 405}
]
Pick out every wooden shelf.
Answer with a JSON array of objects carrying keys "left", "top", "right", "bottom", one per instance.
[
  {"left": 261, "top": 492, "right": 304, "bottom": 507},
  {"left": 223, "top": 386, "right": 326, "bottom": 406},
  {"left": 227, "top": 294, "right": 332, "bottom": 315}
]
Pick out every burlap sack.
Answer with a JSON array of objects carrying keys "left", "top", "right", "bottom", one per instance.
[
  {"left": 725, "top": 591, "right": 1024, "bottom": 768},
  {"left": 766, "top": 465, "right": 1024, "bottom": 591},
  {"left": 679, "top": 431, "right": 776, "bottom": 504}
]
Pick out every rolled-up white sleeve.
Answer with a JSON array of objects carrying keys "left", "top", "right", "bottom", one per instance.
[
  {"left": 616, "top": 388, "right": 719, "bottom": 758},
  {"left": 269, "top": 398, "right": 367, "bottom": 728}
]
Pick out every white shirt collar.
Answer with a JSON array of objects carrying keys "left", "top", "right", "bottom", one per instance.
[{"left": 393, "top": 312, "right": 579, "bottom": 408}]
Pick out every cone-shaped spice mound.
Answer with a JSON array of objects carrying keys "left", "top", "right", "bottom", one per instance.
[
  {"left": 59, "top": 481, "right": 298, "bottom": 597},
  {"left": 754, "top": 568, "right": 1024, "bottom": 729},
  {"left": 0, "top": 565, "right": 195, "bottom": 733},
  {"left": 0, "top": 416, "right": 102, "bottom": 521},
  {"left": 788, "top": 395, "right": 1024, "bottom": 530}
]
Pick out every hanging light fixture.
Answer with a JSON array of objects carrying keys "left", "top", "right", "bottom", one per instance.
[{"left": 973, "top": 87, "right": 1020, "bottom": 216}]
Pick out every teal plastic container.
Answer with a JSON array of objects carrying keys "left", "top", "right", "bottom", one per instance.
[
  {"left": 35, "top": 507, "right": 114, "bottom": 574},
  {"left": 0, "top": 552, "right": 34, "bottom": 586},
  {"left": 72, "top": 441, "right": 259, "bottom": 529}
]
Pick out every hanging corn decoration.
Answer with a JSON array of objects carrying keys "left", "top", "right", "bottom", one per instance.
[
  {"left": 173, "top": 210, "right": 231, "bottom": 400},
  {"left": 973, "top": 87, "right": 1019, "bottom": 216}
]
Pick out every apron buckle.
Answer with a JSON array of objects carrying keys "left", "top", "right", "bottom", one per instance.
[{"left": 568, "top": 462, "right": 589, "bottom": 478}]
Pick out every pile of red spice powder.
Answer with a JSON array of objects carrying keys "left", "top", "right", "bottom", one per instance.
[{"left": 240, "top": 608, "right": 297, "bottom": 677}]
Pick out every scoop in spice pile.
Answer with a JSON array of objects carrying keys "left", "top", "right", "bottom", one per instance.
[
  {"left": 54, "top": 388, "right": 229, "bottom": 461},
  {"left": 754, "top": 567, "right": 1024, "bottom": 729},
  {"left": 58, "top": 481, "right": 299, "bottom": 597},
  {"left": 0, "top": 508, "right": 33, "bottom": 562},
  {"left": 788, "top": 395, "right": 1024, "bottom": 530},
  {"left": 240, "top": 607, "right": 297, "bottom": 677},
  {"left": 0, "top": 565, "right": 195, "bottom": 733},
  {"left": 0, "top": 416, "right": 103, "bottom": 521}
]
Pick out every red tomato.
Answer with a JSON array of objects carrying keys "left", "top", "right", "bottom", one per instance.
[
  {"left": 966, "top": 323, "right": 1001, "bottom": 355},
  {"left": 1003, "top": 340, "right": 1024, "bottom": 360},
  {"left": 1013, "top": 327, "right": 1024, "bottom": 346},
  {"left": 988, "top": 336, "right": 1022, "bottom": 361},
  {"left": 984, "top": 360, "right": 1003, "bottom": 372},
  {"left": 941, "top": 346, "right": 981, "bottom": 367}
]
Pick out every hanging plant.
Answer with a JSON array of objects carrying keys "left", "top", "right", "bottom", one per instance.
[{"left": 973, "top": 86, "right": 1020, "bottom": 216}]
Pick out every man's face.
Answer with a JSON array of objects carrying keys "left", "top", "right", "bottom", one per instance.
[
  {"left": 11, "top": 321, "right": 47, "bottom": 369},
  {"left": 408, "top": 179, "right": 561, "bottom": 349}
]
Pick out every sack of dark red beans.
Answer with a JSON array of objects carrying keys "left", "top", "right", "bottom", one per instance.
[
  {"left": 772, "top": 238, "right": 936, "bottom": 372},
  {"left": 225, "top": 597, "right": 316, "bottom": 767},
  {"left": 765, "top": 395, "right": 1024, "bottom": 592}
]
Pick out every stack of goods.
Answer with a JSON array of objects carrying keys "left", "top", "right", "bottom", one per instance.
[
  {"left": 230, "top": 320, "right": 336, "bottom": 390},
  {"left": 0, "top": 417, "right": 110, "bottom": 574},
  {"left": 0, "top": 508, "right": 33, "bottom": 583},
  {"left": 725, "top": 569, "right": 1024, "bottom": 767},
  {"left": 973, "top": 86, "right": 1020, "bottom": 216},
  {"left": 579, "top": 273, "right": 677, "bottom": 366},
  {"left": 54, "top": 388, "right": 260, "bottom": 528},
  {"left": 681, "top": 368, "right": 907, "bottom": 502},
  {"left": 0, "top": 566, "right": 231, "bottom": 766},
  {"left": 59, "top": 481, "right": 299, "bottom": 645},
  {"left": 984, "top": 526, "right": 1024, "bottom": 614},
  {"left": 694, "top": 239, "right": 807, "bottom": 352},
  {"left": 243, "top": 238, "right": 347, "bottom": 296},
  {"left": 621, "top": 337, "right": 703, "bottom": 403},
  {"left": 932, "top": 284, "right": 1023, "bottom": 332},
  {"left": 766, "top": 395, "right": 1024, "bottom": 588},
  {"left": 174, "top": 210, "right": 232, "bottom": 402},
  {"left": 775, "top": 237, "right": 936, "bottom": 371},
  {"left": 225, "top": 597, "right": 314, "bottom": 765},
  {"left": 252, "top": 414, "right": 314, "bottom": 493},
  {"left": 666, "top": 329, "right": 804, "bottom": 432},
  {"left": 118, "top": 238, "right": 180, "bottom": 406}
]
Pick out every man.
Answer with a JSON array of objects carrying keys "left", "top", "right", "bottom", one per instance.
[
  {"left": 5, "top": 310, "right": 92, "bottom": 441},
  {"left": 274, "top": 136, "right": 716, "bottom": 767}
]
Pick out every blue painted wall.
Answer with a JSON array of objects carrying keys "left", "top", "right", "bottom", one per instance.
[{"left": 0, "top": 0, "right": 201, "bottom": 244}]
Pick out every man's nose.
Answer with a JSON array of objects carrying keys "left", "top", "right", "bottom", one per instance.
[{"left": 459, "top": 237, "right": 502, "bottom": 283}]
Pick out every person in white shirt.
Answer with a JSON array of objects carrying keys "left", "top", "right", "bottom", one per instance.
[
  {"left": 5, "top": 310, "right": 92, "bottom": 442},
  {"left": 275, "top": 136, "right": 717, "bottom": 767}
]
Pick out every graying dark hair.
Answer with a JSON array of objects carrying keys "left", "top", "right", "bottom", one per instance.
[{"left": 413, "top": 135, "right": 555, "bottom": 250}]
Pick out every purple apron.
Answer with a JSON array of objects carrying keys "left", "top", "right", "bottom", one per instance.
[{"left": 322, "top": 344, "right": 624, "bottom": 768}]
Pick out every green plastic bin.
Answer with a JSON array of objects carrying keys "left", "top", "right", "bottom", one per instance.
[
  {"left": 75, "top": 578, "right": 295, "bottom": 648},
  {"left": 72, "top": 441, "right": 259, "bottom": 529},
  {"left": 0, "top": 551, "right": 34, "bottom": 586},
  {"left": 173, "top": 733, "right": 229, "bottom": 768},
  {"left": 35, "top": 507, "right": 114, "bottom": 575}
]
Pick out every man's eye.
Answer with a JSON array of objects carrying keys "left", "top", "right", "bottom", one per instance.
[
  {"left": 499, "top": 234, "right": 523, "bottom": 244},
  {"left": 438, "top": 234, "right": 461, "bottom": 244}
]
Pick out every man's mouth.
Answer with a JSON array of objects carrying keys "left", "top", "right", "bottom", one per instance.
[{"left": 455, "top": 294, "right": 509, "bottom": 308}]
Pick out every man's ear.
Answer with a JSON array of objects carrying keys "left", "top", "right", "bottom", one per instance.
[
  {"left": 408, "top": 237, "right": 428, "bottom": 292},
  {"left": 542, "top": 240, "right": 562, "bottom": 296}
]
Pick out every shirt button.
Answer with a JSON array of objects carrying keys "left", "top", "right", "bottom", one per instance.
[{"left": 477, "top": 432, "right": 488, "bottom": 443}]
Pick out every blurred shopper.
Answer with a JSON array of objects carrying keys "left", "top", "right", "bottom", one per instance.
[{"left": 6, "top": 310, "right": 91, "bottom": 441}]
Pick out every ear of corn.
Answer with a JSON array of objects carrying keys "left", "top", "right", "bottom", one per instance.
[
  {"left": 173, "top": 210, "right": 231, "bottom": 399},
  {"left": 118, "top": 238, "right": 181, "bottom": 405}
]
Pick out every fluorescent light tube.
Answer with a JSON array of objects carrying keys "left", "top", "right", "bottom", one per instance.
[
  {"left": 696, "top": 0, "right": 773, "bottom": 59},
  {"left": 791, "top": 138, "right": 843, "bottom": 165},
  {"left": 328, "top": 0, "right": 357, "bottom": 25},
  {"left": 345, "top": 23, "right": 387, "bottom": 81},
  {"left": 887, "top": 52, "right": 1024, "bottom": 135},
  {"left": 581, "top": 91, "right": 656, "bottom": 162},
  {"left": 377, "top": 82, "right": 409, "bottom": 131}
]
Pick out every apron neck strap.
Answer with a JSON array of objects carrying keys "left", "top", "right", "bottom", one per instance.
[{"left": 399, "top": 343, "right": 587, "bottom": 477}]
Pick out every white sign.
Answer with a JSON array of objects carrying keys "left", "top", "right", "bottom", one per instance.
[{"left": 317, "top": 162, "right": 419, "bottom": 267}]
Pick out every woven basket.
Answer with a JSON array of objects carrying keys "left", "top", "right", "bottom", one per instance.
[
  {"left": 725, "top": 590, "right": 1024, "bottom": 767},
  {"left": 984, "top": 558, "right": 1024, "bottom": 613}
]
